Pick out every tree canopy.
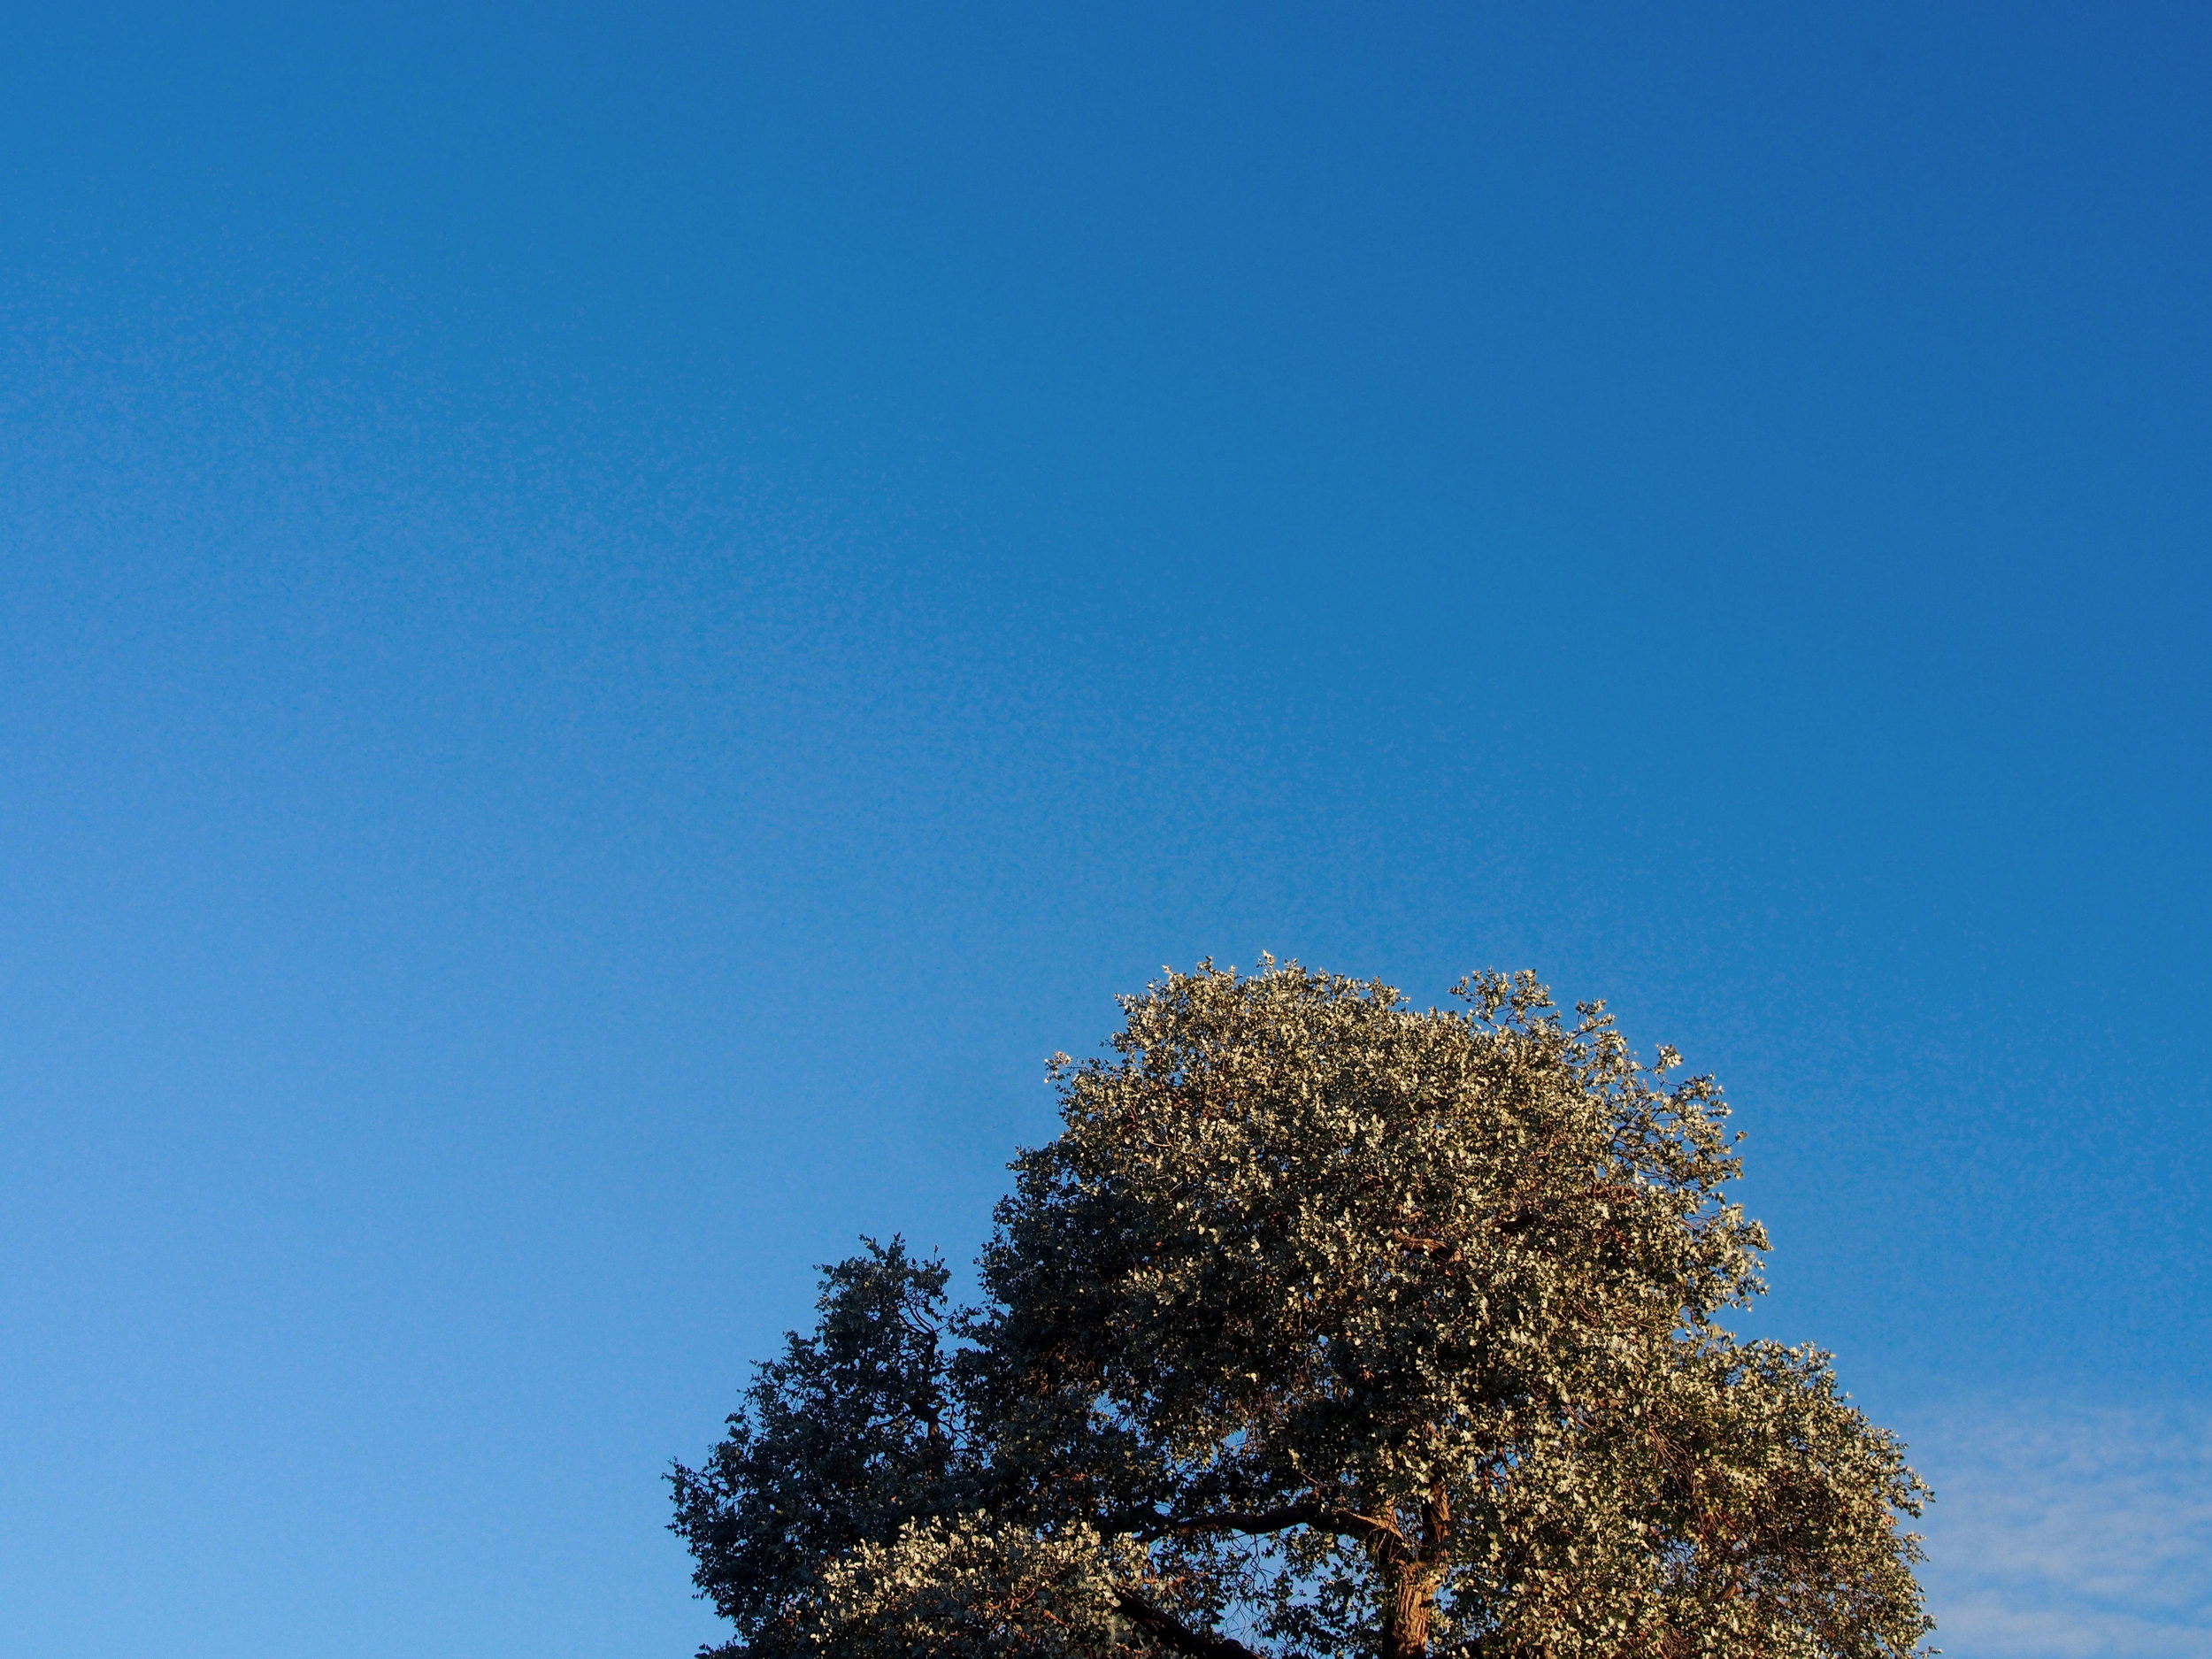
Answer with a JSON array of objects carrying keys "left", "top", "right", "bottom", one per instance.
[{"left": 672, "top": 963, "right": 1932, "bottom": 1659}]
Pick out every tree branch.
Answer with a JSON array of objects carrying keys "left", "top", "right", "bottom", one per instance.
[
  {"left": 1141, "top": 1504, "right": 1408, "bottom": 1551},
  {"left": 1112, "top": 1589, "right": 1267, "bottom": 1659}
]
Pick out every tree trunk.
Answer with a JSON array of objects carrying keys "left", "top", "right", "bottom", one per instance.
[{"left": 1381, "top": 1565, "right": 1435, "bottom": 1659}]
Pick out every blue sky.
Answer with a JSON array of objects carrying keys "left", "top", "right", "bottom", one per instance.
[{"left": 1, "top": 4, "right": 2206, "bottom": 1655}]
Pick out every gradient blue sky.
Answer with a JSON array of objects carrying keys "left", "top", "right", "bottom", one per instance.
[{"left": 2, "top": 5, "right": 2207, "bottom": 1655}]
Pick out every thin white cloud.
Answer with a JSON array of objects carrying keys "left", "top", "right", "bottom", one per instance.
[{"left": 1905, "top": 1400, "right": 2212, "bottom": 1658}]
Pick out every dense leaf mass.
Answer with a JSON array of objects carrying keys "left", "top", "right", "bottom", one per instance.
[
  {"left": 670, "top": 1242, "right": 972, "bottom": 1655},
  {"left": 801, "top": 1518, "right": 1151, "bottom": 1659},
  {"left": 673, "top": 964, "right": 1931, "bottom": 1659}
]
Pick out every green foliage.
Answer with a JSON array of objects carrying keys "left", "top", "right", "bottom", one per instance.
[
  {"left": 670, "top": 1240, "right": 971, "bottom": 1656},
  {"left": 800, "top": 1518, "right": 1148, "bottom": 1659},
  {"left": 673, "top": 963, "right": 1932, "bottom": 1659}
]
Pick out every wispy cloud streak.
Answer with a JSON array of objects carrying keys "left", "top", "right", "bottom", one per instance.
[{"left": 1907, "top": 1401, "right": 2212, "bottom": 1657}]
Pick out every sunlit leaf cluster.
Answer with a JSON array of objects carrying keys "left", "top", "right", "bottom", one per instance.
[{"left": 672, "top": 963, "right": 1932, "bottom": 1659}]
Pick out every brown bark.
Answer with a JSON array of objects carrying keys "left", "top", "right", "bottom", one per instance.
[
  {"left": 1380, "top": 1564, "right": 1437, "bottom": 1659},
  {"left": 1376, "top": 1477, "right": 1450, "bottom": 1659}
]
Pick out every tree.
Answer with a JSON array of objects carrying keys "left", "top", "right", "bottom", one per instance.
[{"left": 672, "top": 963, "right": 1932, "bottom": 1659}]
